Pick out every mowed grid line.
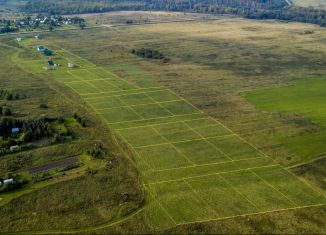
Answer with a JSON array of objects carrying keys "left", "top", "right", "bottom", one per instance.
[{"left": 43, "top": 47, "right": 326, "bottom": 227}]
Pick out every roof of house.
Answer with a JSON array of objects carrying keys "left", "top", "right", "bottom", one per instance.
[{"left": 11, "top": 128, "right": 19, "bottom": 133}]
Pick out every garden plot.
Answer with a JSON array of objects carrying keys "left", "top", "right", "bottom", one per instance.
[{"left": 44, "top": 51, "right": 325, "bottom": 229}]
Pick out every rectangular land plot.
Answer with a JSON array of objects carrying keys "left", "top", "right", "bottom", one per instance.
[
  {"left": 89, "top": 79, "right": 120, "bottom": 92},
  {"left": 109, "top": 79, "right": 137, "bottom": 90},
  {"left": 137, "top": 144, "right": 191, "bottom": 170},
  {"left": 153, "top": 122, "right": 201, "bottom": 142},
  {"left": 252, "top": 166, "right": 326, "bottom": 206},
  {"left": 186, "top": 175, "right": 258, "bottom": 217},
  {"left": 88, "top": 97, "right": 125, "bottom": 110},
  {"left": 142, "top": 199, "right": 176, "bottom": 230},
  {"left": 52, "top": 70, "right": 79, "bottom": 82},
  {"left": 146, "top": 90, "right": 181, "bottom": 102},
  {"left": 208, "top": 135, "right": 264, "bottom": 160},
  {"left": 111, "top": 113, "right": 207, "bottom": 129},
  {"left": 69, "top": 69, "right": 99, "bottom": 81},
  {"left": 118, "top": 93, "right": 155, "bottom": 106},
  {"left": 174, "top": 139, "right": 230, "bottom": 164},
  {"left": 87, "top": 67, "right": 117, "bottom": 79},
  {"left": 118, "top": 126, "right": 168, "bottom": 148},
  {"left": 144, "top": 157, "right": 274, "bottom": 184},
  {"left": 99, "top": 106, "right": 143, "bottom": 123},
  {"left": 185, "top": 118, "right": 232, "bottom": 138},
  {"left": 149, "top": 181, "right": 218, "bottom": 224},
  {"left": 131, "top": 103, "right": 172, "bottom": 119},
  {"left": 66, "top": 81, "right": 100, "bottom": 94},
  {"left": 161, "top": 100, "right": 200, "bottom": 115},
  {"left": 222, "top": 170, "right": 296, "bottom": 210}
]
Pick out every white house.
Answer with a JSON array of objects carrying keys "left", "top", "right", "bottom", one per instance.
[
  {"left": 10, "top": 145, "right": 19, "bottom": 151},
  {"left": 36, "top": 45, "right": 45, "bottom": 52},
  {"left": 16, "top": 38, "right": 22, "bottom": 42},
  {"left": 11, "top": 128, "right": 20, "bottom": 134},
  {"left": 68, "top": 62, "right": 75, "bottom": 68},
  {"left": 0, "top": 178, "right": 14, "bottom": 185}
]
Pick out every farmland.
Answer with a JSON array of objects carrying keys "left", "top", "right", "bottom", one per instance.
[
  {"left": 0, "top": 12, "right": 325, "bottom": 234},
  {"left": 245, "top": 77, "right": 326, "bottom": 161}
]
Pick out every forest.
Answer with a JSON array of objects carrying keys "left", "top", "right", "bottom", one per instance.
[{"left": 22, "top": 0, "right": 326, "bottom": 26}]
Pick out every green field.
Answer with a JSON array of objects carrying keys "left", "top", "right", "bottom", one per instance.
[
  {"left": 0, "top": 14, "right": 326, "bottom": 233},
  {"left": 11, "top": 36, "right": 325, "bottom": 231},
  {"left": 245, "top": 78, "right": 326, "bottom": 161}
]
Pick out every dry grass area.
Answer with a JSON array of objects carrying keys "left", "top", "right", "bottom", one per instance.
[
  {"left": 65, "top": 17, "right": 326, "bottom": 166},
  {"left": 292, "top": 0, "right": 326, "bottom": 9},
  {"left": 75, "top": 11, "right": 221, "bottom": 25}
]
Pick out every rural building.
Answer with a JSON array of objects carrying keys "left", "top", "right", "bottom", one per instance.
[
  {"left": 16, "top": 38, "right": 22, "bottom": 42},
  {"left": 0, "top": 178, "right": 14, "bottom": 185},
  {"left": 36, "top": 45, "right": 45, "bottom": 52},
  {"left": 35, "top": 35, "right": 43, "bottom": 40},
  {"left": 11, "top": 128, "right": 20, "bottom": 134},
  {"left": 68, "top": 62, "right": 75, "bottom": 68},
  {"left": 10, "top": 145, "right": 19, "bottom": 151},
  {"left": 48, "top": 60, "right": 54, "bottom": 66}
]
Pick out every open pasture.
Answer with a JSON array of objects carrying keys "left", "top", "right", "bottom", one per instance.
[
  {"left": 245, "top": 77, "right": 326, "bottom": 161},
  {"left": 14, "top": 41, "right": 325, "bottom": 230},
  {"left": 11, "top": 16, "right": 326, "bottom": 232}
]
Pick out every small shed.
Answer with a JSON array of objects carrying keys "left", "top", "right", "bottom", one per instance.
[
  {"left": 11, "top": 128, "right": 20, "bottom": 134},
  {"left": 0, "top": 178, "right": 14, "bottom": 185},
  {"left": 4, "top": 179, "right": 14, "bottom": 184},
  {"left": 68, "top": 62, "right": 75, "bottom": 68},
  {"left": 10, "top": 145, "right": 19, "bottom": 151},
  {"left": 36, "top": 45, "right": 45, "bottom": 52},
  {"left": 35, "top": 35, "right": 43, "bottom": 40},
  {"left": 48, "top": 60, "right": 54, "bottom": 66}
]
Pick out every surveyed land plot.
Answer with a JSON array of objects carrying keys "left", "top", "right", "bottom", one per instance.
[{"left": 17, "top": 43, "right": 326, "bottom": 229}]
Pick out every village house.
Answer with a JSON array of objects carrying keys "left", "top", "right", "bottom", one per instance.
[
  {"left": 11, "top": 127, "right": 20, "bottom": 134},
  {"left": 68, "top": 62, "right": 75, "bottom": 68},
  {"left": 36, "top": 45, "right": 45, "bottom": 52},
  {"left": 0, "top": 178, "right": 14, "bottom": 185},
  {"left": 35, "top": 35, "right": 43, "bottom": 40},
  {"left": 10, "top": 145, "right": 19, "bottom": 151}
]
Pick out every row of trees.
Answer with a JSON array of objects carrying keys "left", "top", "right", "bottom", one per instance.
[
  {"left": 0, "top": 174, "right": 29, "bottom": 193},
  {"left": 0, "top": 117, "right": 53, "bottom": 140},
  {"left": 132, "top": 48, "right": 165, "bottom": 60},
  {"left": 22, "top": 0, "right": 326, "bottom": 27}
]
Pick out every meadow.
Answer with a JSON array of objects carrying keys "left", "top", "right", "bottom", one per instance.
[
  {"left": 245, "top": 77, "right": 326, "bottom": 161},
  {"left": 0, "top": 33, "right": 143, "bottom": 232},
  {"left": 0, "top": 13, "right": 325, "bottom": 233},
  {"left": 5, "top": 20, "right": 324, "bottom": 233},
  {"left": 292, "top": 0, "right": 326, "bottom": 9}
]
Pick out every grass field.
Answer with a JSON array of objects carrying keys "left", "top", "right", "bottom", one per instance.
[
  {"left": 0, "top": 14, "right": 325, "bottom": 233},
  {"left": 292, "top": 0, "right": 326, "bottom": 9},
  {"left": 11, "top": 34, "right": 325, "bottom": 232},
  {"left": 0, "top": 34, "right": 143, "bottom": 232},
  {"left": 245, "top": 77, "right": 326, "bottom": 161}
]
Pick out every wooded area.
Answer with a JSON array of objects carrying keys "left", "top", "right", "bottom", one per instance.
[{"left": 23, "top": 0, "right": 326, "bottom": 26}]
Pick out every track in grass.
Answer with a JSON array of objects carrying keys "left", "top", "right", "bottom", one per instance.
[{"left": 17, "top": 42, "right": 326, "bottom": 230}]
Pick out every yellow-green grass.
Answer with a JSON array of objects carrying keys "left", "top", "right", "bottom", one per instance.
[
  {"left": 292, "top": 0, "right": 326, "bottom": 9},
  {"left": 46, "top": 56, "right": 325, "bottom": 228},
  {"left": 12, "top": 30, "right": 326, "bottom": 231},
  {"left": 245, "top": 77, "right": 326, "bottom": 162}
]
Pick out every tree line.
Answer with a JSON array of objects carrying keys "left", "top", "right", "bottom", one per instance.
[{"left": 22, "top": 0, "right": 326, "bottom": 27}]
